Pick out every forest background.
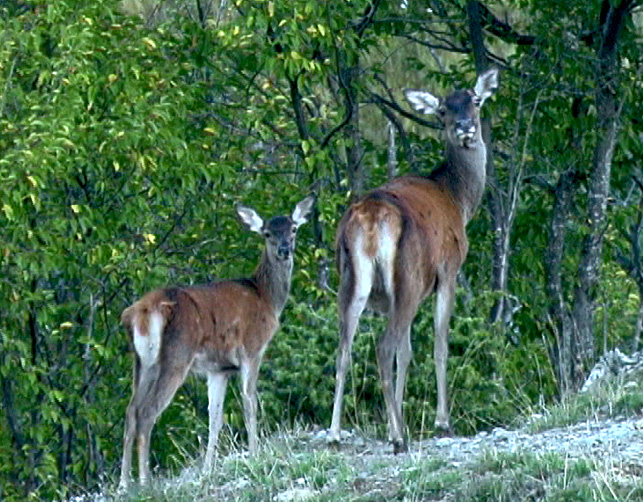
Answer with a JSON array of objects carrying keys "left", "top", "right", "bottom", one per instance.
[{"left": 1, "top": 0, "right": 642, "bottom": 500}]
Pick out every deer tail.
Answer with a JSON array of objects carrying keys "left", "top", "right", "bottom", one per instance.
[{"left": 121, "top": 298, "right": 175, "bottom": 368}]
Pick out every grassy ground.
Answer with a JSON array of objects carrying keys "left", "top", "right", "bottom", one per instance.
[
  {"left": 80, "top": 370, "right": 643, "bottom": 502},
  {"left": 103, "top": 437, "right": 643, "bottom": 502}
]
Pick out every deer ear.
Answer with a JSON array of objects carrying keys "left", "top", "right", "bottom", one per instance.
[
  {"left": 237, "top": 204, "right": 264, "bottom": 234},
  {"left": 404, "top": 89, "right": 441, "bottom": 115},
  {"left": 292, "top": 195, "right": 315, "bottom": 227},
  {"left": 474, "top": 67, "right": 499, "bottom": 106}
]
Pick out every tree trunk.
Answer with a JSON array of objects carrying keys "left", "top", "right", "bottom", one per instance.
[
  {"left": 545, "top": 170, "right": 579, "bottom": 395},
  {"left": 570, "top": 0, "right": 630, "bottom": 387},
  {"left": 467, "top": 1, "right": 509, "bottom": 324},
  {"left": 615, "top": 175, "right": 643, "bottom": 353},
  {"left": 634, "top": 300, "right": 643, "bottom": 353},
  {"left": 484, "top": 118, "right": 509, "bottom": 324},
  {"left": 338, "top": 0, "right": 384, "bottom": 196},
  {"left": 343, "top": 64, "right": 364, "bottom": 195}
]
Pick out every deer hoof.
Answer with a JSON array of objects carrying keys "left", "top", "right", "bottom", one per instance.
[
  {"left": 392, "top": 439, "right": 408, "bottom": 454},
  {"left": 433, "top": 424, "right": 454, "bottom": 438}
]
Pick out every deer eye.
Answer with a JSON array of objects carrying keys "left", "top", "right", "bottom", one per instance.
[
  {"left": 437, "top": 106, "right": 446, "bottom": 117},
  {"left": 473, "top": 96, "right": 482, "bottom": 107},
  {"left": 263, "top": 231, "right": 272, "bottom": 238}
]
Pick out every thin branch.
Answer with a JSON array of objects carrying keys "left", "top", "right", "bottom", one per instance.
[
  {"left": 399, "top": 33, "right": 469, "bottom": 54},
  {"left": 288, "top": 73, "right": 309, "bottom": 142},
  {"left": 353, "top": 0, "right": 383, "bottom": 38},
  {"left": 368, "top": 91, "right": 441, "bottom": 130},
  {"left": 373, "top": 16, "right": 462, "bottom": 26},
  {"left": 475, "top": 1, "right": 536, "bottom": 46},
  {"left": 320, "top": 42, "right": 356, "bottom": 149}
]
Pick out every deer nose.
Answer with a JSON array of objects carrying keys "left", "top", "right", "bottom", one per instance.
[
  {"left": 277, "top": 244, "right": 291, "bottom": 260},
  {"left": 455, "top": 118, "right": 475, "bottom": 134}
]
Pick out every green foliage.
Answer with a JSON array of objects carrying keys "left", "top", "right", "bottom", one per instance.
[
  {"left": 1, "top": 0, "right": 643, "bottom": 500},
  {"left": 0, "top": 1, "right": 378, "bottom": 497},
  {"left": 0, "top": 1, "right": 242, "bottom": 499}
]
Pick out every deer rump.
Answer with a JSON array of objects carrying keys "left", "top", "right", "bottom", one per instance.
[
  {"left": 121, "top": 282, "right": 278, "bottom": 379},
  {"left": 336, "top": 175, "right": 468, "bottom": 313}
]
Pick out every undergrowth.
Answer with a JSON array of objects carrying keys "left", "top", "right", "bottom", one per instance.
[{"left": 525, "top": 369, "right": 643, "bottom": 433}]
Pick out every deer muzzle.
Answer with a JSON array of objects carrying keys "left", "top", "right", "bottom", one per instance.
[
  {"left": 277, "top": 244, "right": 292, "bottom": 260},
  {"left": 455, "top": 119, "right": 476, "bottom": 147}
]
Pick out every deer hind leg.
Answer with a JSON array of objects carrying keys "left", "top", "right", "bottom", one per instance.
[
  {"left": 375, "top": 233, "right": 413, "bottom": 453},
  {"left": 120, "top": 397, "right": 139, "bottom": 488},
  {"left": 203, "top": 372, "right": 228, "bottom": 473},
  {"left": 387, "top": 278, "right": 421, "bottom": 436},
  {"left": 379, "top": 309, "right": 414, "bottom": 454},
  {"left": 120, "top": 401, "right": 137, "bottom": 489},
  {"left": 135, "top": 359, "right": 191, "bottom": 484},
  {"left": 240, "top": 356, "right": 261, "bottom": 454},
  {"left": 329, "top": 244, "right": 374, "bottom": 445},
  {"left": 394, "top": 324, "right": 412, "bottom": 432},
  {"left": 120, "top": 359, "right": 161, "bottom": 488},
  {"left": 434, "top": 274, "right": 456, "bottom": 434}
]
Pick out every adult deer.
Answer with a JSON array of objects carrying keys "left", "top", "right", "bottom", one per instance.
[
  {"left": 119, "top": 196, "right": 314, "bottom": 488},
  {"left": 328, "top": 68, "right": 499, "bottom": 453}
]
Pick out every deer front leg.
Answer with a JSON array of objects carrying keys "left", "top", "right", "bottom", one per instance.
[
  {"left": 204, "top": 372, "right": 228, "bottom": 473},
  {"left": 434, "top": 276, "right": 455, "bottom": 434},
  {"left": 240, "top": 358, "right": 260, "bottom": 454}
]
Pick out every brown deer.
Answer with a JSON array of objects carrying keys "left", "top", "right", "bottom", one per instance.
[
  {"left": 328, "top": 68, "right": 499, "bottom": 453},
  {"left": 119, "top": 196, "right": 314, "bottom": 488}
]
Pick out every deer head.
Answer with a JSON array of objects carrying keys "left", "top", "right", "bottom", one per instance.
[
  {"left": 237, "top": 195, "right": 315, "bottom": 262},
  {"left": 404, "top": 68, "right": 499, "bottom": 148}
]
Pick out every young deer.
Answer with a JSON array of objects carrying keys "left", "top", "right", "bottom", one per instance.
[
  {"left": 119, "top": 196, "right": 314, "bottom": 488},
  {"left": 329, "top": 68, "right": 499, "bottom": 452}
]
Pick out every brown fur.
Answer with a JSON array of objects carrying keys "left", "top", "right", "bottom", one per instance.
[
  {"left": 329, "top": 69, "right": 499, "bottom": 453},
  {"left": 121, "top": 284, "right": 278, "bottom": 364},
  {"left": 119, "top": 196, "right": 314, "bottom": 488}
]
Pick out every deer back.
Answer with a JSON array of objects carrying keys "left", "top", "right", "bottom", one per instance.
[
  {"left": 121, "top": 281, "right": 280, "bottom": 373},
  {"left": 182, "top": 282, "right": 280, "bottom": 357},
  {"left": 121, "top": 195, "right": 315, "bottom": 373},
  {"left": 337, "top": 175, "right": 467, "bottom": 303}
]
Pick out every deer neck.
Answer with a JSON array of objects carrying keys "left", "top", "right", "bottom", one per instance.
[
  {"left": 442, "top": 139, "right": 487, "bottom": 224},
  {"left": 253, "top": 250, "right": 293, "bottom": 317}
]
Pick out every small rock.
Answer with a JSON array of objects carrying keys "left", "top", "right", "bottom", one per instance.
[
  {"left": 436, "top": 437, "right": 454, "bottom": 447},
  {"left": 274, "top": 488, "right": 318, "bottom": 502},
  {"left": 314, "top": 429, "right": 328, "bottom": 440},
  {"left": 492, "top": 427, "right": 511, "bottom": 440}
]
